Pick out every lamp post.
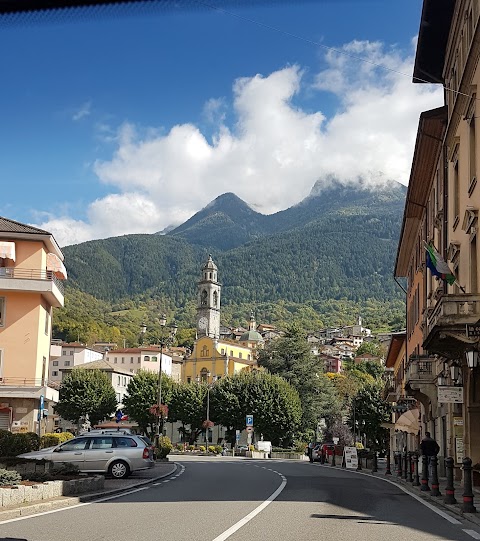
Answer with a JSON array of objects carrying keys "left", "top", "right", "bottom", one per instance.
[
  {"left": 141, "top": 315, "right": 177, "bottom": 446},
  {"left": 197, "top": 371, "right": 217, "bottom": 447}
]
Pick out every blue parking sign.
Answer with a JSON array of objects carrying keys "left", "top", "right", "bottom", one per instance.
[{"left": 246, "top": 415, "right": 253, "bottom": 426}]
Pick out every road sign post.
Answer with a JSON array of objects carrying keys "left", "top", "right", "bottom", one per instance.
[{"left": 246, "top": 415, "right": 253, "bottom": 426}]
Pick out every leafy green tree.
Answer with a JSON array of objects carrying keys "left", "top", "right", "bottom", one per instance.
[
  {"left": 210, "top": 371, "right": 302, "bottom": 446},
  {"left": 349, "top": 384, "right": 391, "bottom": 451},
  {"left": 258, "top": 325, "right": 340, "bottom": 432},
  {"left": 123, "top": 370, "right": 173, "bottom": 437},
  {"left": 355, "top": 340, "right": 386, "bottom": 359},
  {"left": 168, "top": 382, "right": 207, "bottom": 444},
  {"left": 55, "top": 369, "right": 117, "bottom": 426}
]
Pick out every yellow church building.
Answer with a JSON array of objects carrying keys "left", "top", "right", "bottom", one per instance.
[{"left": 182, "top": 256, "right": 260, "bottom": 382}]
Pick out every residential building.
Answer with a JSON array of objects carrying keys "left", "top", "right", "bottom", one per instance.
[
  {"left": 0, "top": 216, "right": 67, "bottom": 434},
  {"left": 322, "top": 355, "right": 342, "bottom": 373},
  {"left": 49, "top": 342, "right": 103, "bottom": 384},
  {"left": 104, "top": 347, "right": 173, "bottom": 376},
  {"left": 395, "top": 0, "right": 480, "bottom": 470}
]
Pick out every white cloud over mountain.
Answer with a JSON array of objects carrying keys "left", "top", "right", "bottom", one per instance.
[{"left": 37, "top": 39, "right": 443, "bottom": 246}]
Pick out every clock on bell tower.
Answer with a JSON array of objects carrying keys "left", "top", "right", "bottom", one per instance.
[{"left": 196, "top": 255, "right": 221, "bottom": 339}]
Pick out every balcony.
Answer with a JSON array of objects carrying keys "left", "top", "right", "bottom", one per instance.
[
  {"left": 0, "top": 268, "right": 64, "bottom": 307},
  {"left": 405, "top": 356, "right": 437, "bottom": 408},
  {"left": 424, "top": 294, "right": 480, "bottom": 358},
  {"left": 0, "top": 379, "right": 59, "bottom": 401}
]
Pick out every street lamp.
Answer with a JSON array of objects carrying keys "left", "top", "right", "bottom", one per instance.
[
  {"left": 196, "top": 371, "right": 217, "bottom": 447},
  {"left": 141, "top": 315, "right": 177, "bottom": 445}
]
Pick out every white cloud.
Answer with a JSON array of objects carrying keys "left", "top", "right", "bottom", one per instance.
[
  {"left": 72, "top": 101, "right": 92, "bottom": 121},
  {"left": 39, "top": 39, "right": 443, "bottom": 246}
]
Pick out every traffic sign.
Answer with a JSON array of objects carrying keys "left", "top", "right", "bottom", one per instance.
[
  {"left": 246, "top": 415, "right": 254, "bottom": 426},
  {"left": 235, "top": 429, "right": 240, "bottom": 441},
  {"left": 246, "top": 426, "right": 254, "bottom": 432},
  {"left": 39, "top": 395, "right": 44, "bottom": 410}
]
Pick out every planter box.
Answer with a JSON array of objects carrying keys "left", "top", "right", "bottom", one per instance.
[
  {"left": 0, "top": 476, "right": 104, "bottom": 507},
  {"left": 246, "top": 451, "right": 268, "bottom": 459},
  {"left": 270, "top": 452, "right": 307, "bottom": 460}
]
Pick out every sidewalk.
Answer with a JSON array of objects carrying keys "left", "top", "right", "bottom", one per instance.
[
  {"left": 0, "top": 461, "right": 177, "bottom": 521},
  {"left": 321, "top": 457, "right": 480, "bottom": 527}
]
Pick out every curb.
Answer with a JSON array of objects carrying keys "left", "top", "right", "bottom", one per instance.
[
  {"left": 0, "top": 463, "right": 178, "bottom": 522},
  {"left": 316, "top": 463, "right": 480, "bottom": 527}
]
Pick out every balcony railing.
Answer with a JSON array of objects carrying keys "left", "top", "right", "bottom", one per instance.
[
  {"left": 0, "top": 377, "right": 45, "bottom": 387},
  {"left": 405, "top": 356, "right": 436, "bottom": 386},
  {"left": 0, "top": 267, "right": 64, "bottom": 294},
  {"left": 425, "top": 294, "right": 480, "bottom": 336}
]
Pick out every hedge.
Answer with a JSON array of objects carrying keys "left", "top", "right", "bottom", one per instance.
[
  {"left": 0, "top": 430, "right": 39, "bottom": 457},
  {"left": 40, "top": 432, "right": 74, "bottom": 449}
]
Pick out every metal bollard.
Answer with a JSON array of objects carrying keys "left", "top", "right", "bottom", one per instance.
[
  {"left": 403, "top": 451, "right": 408, "bottom": 480},
  {"left": 386, "top": 450, "right": 392, "bottom": 475},
  {"left": 372, "top": 451, "right": 378, "bottom": 473},
  {"left": 430, "top": 455, "right": 441, "bottom": 496},
  {"left": 332, "top": 449, "right": 336, "bottom": 467},
  {"left": 421, "top": 454, "right": 430, "bottom": 491},
  {"left": 357, "top": 455, "right": 362, "bottom": 471},
  {"left": 462, "top": 457, "right": 477, "bottom": 513},
  {"left": 444, "top": 457, "right": 457, "bottom": 504},
  {"left": 412, "top": 453, "right": 420, "bottom": 486},
  {"left": 397, "top": 452, "right": 402, "bottom": 477},
  {"left": 407, "top": 452, "right": 413, "bottom": 483}
]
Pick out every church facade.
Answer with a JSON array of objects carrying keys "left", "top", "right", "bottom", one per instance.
[{"left": 182, "top": 256, "right": 258, "bottom": 383}]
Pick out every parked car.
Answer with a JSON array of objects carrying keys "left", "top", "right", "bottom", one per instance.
[{"left": 18, "top": 433, "right": 154, "bottom": 479}]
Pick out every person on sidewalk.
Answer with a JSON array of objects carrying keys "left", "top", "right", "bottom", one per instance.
[{"left": 420, "top": 432, "right": 440, "bottom": 475}]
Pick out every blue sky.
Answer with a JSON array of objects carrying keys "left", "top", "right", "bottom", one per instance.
[{"left": 0, "top": 0, "right": 442, "bottom": 245}]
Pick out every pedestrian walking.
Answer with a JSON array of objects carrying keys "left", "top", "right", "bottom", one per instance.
[{"left": 420, "top": 432, "right": 440, "bottom": 475}]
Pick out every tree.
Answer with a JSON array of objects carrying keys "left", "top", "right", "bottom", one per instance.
[
  {"left": 257, "top": 325, "right": 340, "bottom": 433},
  {"left": 123, "top": 370, "right": 173, "bottom": 437},
  {"left": 209, "top": 371, "right": 302, "bottom": 447},
  {"left": 55, "top": 369, "right": 117, "bottom": 426},
  {"left": 355, "top": 340, "right": 386, "bottom": 359},
  {"left": 349, "top": 384, "right": 391, "bottom": 451},
  {"left": 168, "top": 382, "right": 207, "bottom": 444}
]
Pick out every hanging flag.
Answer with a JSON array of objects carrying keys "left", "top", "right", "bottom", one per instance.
[{"left": 424, "top": 243, "right": 456, "bottom": 285}]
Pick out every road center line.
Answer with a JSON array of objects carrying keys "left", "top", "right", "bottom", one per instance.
[
  {"left": 464, "top": 530, "right": 480, "bottom": 539},
  {"left": 211, "top": 475, "right": 287, "bottom": 541}
]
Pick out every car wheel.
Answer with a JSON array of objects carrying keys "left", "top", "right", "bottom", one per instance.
[{"left": 109, "top": 460, "right": 130, "bottom": 479}]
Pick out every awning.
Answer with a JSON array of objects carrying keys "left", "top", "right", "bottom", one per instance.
[
  {"left": 0, "top": 241, "right": 15, "bottom": 261},
  {"left": 395, "top": 408, "right": 420, "bottom": 435},
  {"left": 46, "top": 252, "right": 67, "bottom": 280}
]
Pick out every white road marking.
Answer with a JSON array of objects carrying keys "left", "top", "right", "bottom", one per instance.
[
  {"left": 464, "top": 530, "right": 480, "bottom": 540},
  {"left": 211, "top": 474, "right": 287, "bottom": 541},
  {"left": 153, "top": 482, "right": 161, "bottom": 486}
]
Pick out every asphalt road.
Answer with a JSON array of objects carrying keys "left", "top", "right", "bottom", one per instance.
[{"left": 1, "top": 456, "right": 480, "bottom": 541}]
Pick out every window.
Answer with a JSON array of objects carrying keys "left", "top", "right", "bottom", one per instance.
[
  {"left": 114, "top": 437, "right": 137, "bottom": 448},
  {"left": 70, "top": 350, "right": 74, "bottom": 356},
  {"left": 239, "top": 352, "right": 242, "bottom": 359},
  {"left": 130, "top": 369, "right": 134, "bottom": 373},
  {"left": 130, "top": 357, "right": 134, "bottom": 363},
  {"left": 52, "top": 371, "right": 58, "bottom": 377},
  {"left": 60, "top": 438, "right": 89, "bottom": 451},
  {"left": 64, "top": 361, "right": 70, "bottom": 367},
  {"left": 90, "top": 437, "right": 113, "bottom": 449},
  {"left": 151, "top": 356, "right": 157, "bottom": 362},
  {"left": 121, "top": 357, "right": 125, "bottom": 364},
  {"left": 187, "top": 377, "right": 191, "bottom": 383},
  {"left": 248, "top": 355, "right": 251, "bottom": 360},
  {"left": 221, "top": 349, "right": 225, "bottom": 355},
  {"left": 137, "top": 357, "right": 141, "bottom": 363},
  {"left": 62, "top": 349, "right": 67, "bottom": 356},
  {"left": 117, "top": 376, "right": 120, "bottom": 385},
  {"left": 144, "top": 356, "right": 150, "bottom": 362},
  {"left": 53, "top": 361, "right": 58, "bottom": 366},
  {"left": 44, "top": 306, "right": 49, "bottom": 335},
  {"left": 0, "top": 297, "right": 5, "bottom": 327},
  {"left": 201, "top": 289, "right": 208, "bottom": 306},
  {"left": 453, "top": 158, "right": 460, "bottom": 224},
  {"left": 230, "top": 350, "right": 233, "bottom": 357},
  {"left": 213, "top": 290, "right": 218, "bottom": 307},
  {"left": 114, "top": 357, "right": 118, "bottom": 363}
]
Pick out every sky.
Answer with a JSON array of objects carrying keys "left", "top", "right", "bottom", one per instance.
[{"left": 0, "top": 0, "right": 443, "bottom": 246}]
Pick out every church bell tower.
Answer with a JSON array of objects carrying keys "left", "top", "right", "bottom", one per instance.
[{"left": 197, "top": 255, "right": 221, "bottom": 339}]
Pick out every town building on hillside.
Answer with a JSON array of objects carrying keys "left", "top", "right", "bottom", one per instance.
[
  {"left": 104, "top": 346, "right": 173, "bottom": 376},
  {"left": 321, "top": 355, "right": 342, "bottom": 373},
  {"left": 183, "top": 256, "right": 256, "bottom": 382},
  {"left": 0, "top": 216, "right": 67, "bottom": 434},
  {"left": 354, "top": 352, "right": 382, "bottom": 364},
  {"left": 342, "top": 316, "right": 371, "bottom": 338},
  {"left": 49, "top": 342, "right": 103, "bottom": 384}
]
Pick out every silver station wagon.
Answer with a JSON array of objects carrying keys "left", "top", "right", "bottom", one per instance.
[{"left": 18, "top": 433, "right": 155, "bottom": 479}]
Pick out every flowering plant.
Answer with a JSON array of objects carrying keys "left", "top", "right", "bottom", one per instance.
[
  {"left": 202, "top": 419, "right": 214, "bottom": 429},
  {"left": 149, "top": 404, "right": 169, "bottom": 418}
]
